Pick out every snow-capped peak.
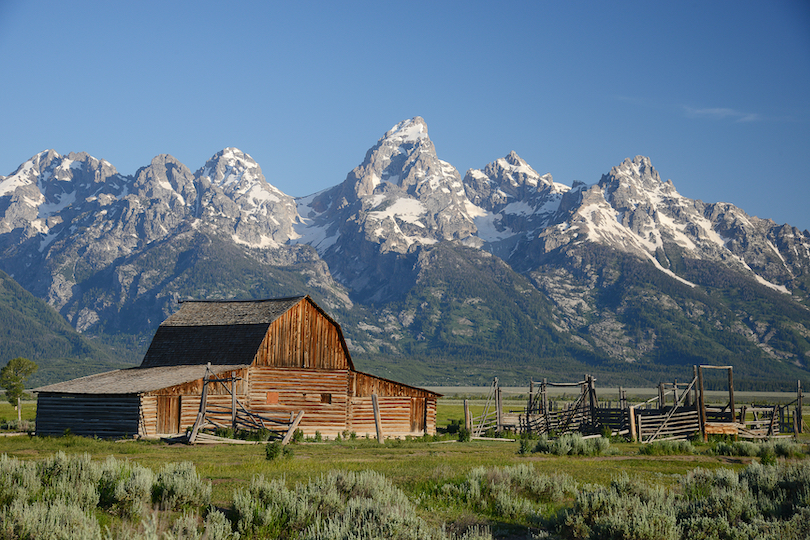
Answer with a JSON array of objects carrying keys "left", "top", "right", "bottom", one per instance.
[
  {"left": 383, "top": 117, "right": 429, "bottom": 144},
  {"left": 198, "top": 147, "right": 264, "bottom": 191}
]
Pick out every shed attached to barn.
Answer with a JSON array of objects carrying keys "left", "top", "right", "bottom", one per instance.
[{"left": 35, "top": 296, "right": 440, "bottom": 439}]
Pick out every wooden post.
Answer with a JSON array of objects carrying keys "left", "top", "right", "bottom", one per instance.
[
  {"left": 463, "top": 399, "right": 471, "bottom": 431},
  {"left": 628, "top": 406, "right": 637, "bottom": 442},
  {"left": 542, "top": 378, "right": 548, "bottom": 415},
  {"left": 658, "top": 382, "right": 665, "bottom": 410},
  {"left": 768, "top": 404, "right": 779, "bottom": 437},
  {"left": 17, "top": 397, "right": 21, "bottom": 424},
  {"left": 797, "top": 380, "right": 803, "bottom": 434},
  {"left": 281, "top": 411, "right": 305, "bottom": 445},
  {"left": 188, "top": 367, "right": 211, "bottom": 443},
  {"left": 231, "top": 378, "right": 237, "bottom": 431},
  {"left": 528, "top": 380, "right": 535, "bottom": 415},
  {"left": 496, "top": 386, "right": 503, "bottom": 432},
  {"left": 698, "top": 365, "right": 707, "bottom": 442},
  {"left": 372, "top": 394, "right": 384, "bottom": 444},
  {"left": 727, "top": 367, "right": 735, "bottom": 424}
]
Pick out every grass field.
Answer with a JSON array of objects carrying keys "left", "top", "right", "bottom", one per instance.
[{"left": 1, "top": 398, "right": 808, "bottom": 538}]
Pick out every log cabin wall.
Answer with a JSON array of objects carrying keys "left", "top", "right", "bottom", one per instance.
[
  {"left": 348, "top": 372, "right": 438, "bottom": 437},
  {"left": 35, "top": 393, "right": 141, "bottom": 438},
  {"left": 141, "top": 368, "right": 248, "bottom": 436},
  {"left": 247, "top": 367, "right": 351, "bottom": 438}
]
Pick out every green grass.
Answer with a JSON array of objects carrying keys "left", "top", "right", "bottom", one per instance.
[{"left": 0, "top": 399, "right": 807, "bottom": 538}]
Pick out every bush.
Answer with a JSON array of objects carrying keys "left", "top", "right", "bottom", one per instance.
[
  {"left": 97, "top": 457, "right": 154, "bottom": 519},
  {"left": 0, "top": 499, "right": 101, "bottom": 540},
  {"left": 152, "top": 462, "right": 211, "bottom": 511},
  {"left": 233, "top": 470, "right": 493, "bottom": 539},
  {"left": 638, "top": 440, "right": 695, "bottom": 456},
  {"left": 265, "top": 441, "right": 293, "bottom": 461},
  {"left": 562, "top": 463, "right": 810, "bottom": 539},
  {"left": 458, "top": 427, "right": 471, "bottom": 442},
  {"left": 532, "top": 434, "right": 610, "bottom": 456}
]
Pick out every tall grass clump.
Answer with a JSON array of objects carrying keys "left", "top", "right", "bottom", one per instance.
[{"left": 532, "top": 434, "right": 610, "bottom": 456}]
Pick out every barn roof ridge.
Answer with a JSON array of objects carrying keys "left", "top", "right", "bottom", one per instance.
[{"left": 178, "top": 294, "right": 308, "bottom": 304}]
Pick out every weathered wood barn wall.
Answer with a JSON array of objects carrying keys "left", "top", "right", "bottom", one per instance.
[{"left": 35, "top": 296, "right": 440, "bottom": 439}]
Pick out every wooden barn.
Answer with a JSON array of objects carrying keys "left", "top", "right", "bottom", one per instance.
[{"left": 35, "top": 296, "right": 439, "bottom": 440}]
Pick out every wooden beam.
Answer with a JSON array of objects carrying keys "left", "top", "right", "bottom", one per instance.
[
  {"left": 698, "top": 365, "right": 707, "bottom": 442},
  {"left": 728, "top": 367, "right": 735, "bottom": 425},
  {"left": 372, "top": 394, "right": 384, "bottom": 444},
  {"left": 629, "top": 406, "right": 637, "bottom": 442},
  {"left": 281, "top": 411, "right": 305, "bottom": 445}
]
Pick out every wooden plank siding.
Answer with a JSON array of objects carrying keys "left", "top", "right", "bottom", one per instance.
[
  {"left": 257, "top": 300, "right": 350, "bottom": 371},
  {"left": 247, "top": 367, "right": 350, "bottom": 437},
  {"left": 36, "top": 394, "right": 141, "bottom": 438},
  {"left": 142, "top": 368, "right": 249, "bottom": 436}
]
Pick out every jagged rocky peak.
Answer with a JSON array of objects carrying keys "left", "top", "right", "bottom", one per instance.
[
  {"left": 348, "top": 116, "right": 457, "bottom": 199},
  {"left": 463, "top": 151, "right": 567, "bottom": 221},
  {"left": 133, "top": 154, "right": 196, "bottom": 202},
  {"left": 599, "top": 155, "right": 667, "bottom": 197},
  {"left": 197, "top": 147, "right": 267, "bottom": 193}
]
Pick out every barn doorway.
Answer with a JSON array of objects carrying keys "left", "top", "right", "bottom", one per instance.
[{"left": 157, "top": 396, "right": 181, "bottom": 434}]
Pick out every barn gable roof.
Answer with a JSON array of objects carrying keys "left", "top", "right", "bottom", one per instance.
[{"left": 139, "top": 296, "right": 328, "bottom": 369}]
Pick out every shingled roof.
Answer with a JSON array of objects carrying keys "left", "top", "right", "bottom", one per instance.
[
  {"left": 34, "top": 364, "right": 246, "bottom": 394},
  {"left": 139, "top": 296, "right": 307, "bottom": 368}
]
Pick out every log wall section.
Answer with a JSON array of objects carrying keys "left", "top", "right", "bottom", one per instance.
[
  {"left": 141, "top": 368, "right": 248, "bottom": 436},
  {"left": 247, "top": 367, "right": 350, "bottom": 438},
  {"left": 36, "top": 393, "right": 141, "bottom": 438}
]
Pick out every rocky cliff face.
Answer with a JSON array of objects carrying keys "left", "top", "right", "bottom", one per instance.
[{"left": 1, "top": 118, "right": 809, "bottom": 386}]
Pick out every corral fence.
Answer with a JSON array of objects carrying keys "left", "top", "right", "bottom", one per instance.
[{"left": 465, "top": 365, "right": 805, "bottom": 443}]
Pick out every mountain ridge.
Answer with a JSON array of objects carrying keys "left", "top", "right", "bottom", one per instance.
[{"left": 1, "top": 116, "right": 809, "bottom": 388}]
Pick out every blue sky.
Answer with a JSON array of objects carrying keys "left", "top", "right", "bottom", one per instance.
[{"left": 2, "top": 1, "right": 809, "bottom": 230}]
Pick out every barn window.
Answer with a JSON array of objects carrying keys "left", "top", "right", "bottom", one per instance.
[
  {"left": 266, "top": 392, "right": 279, "bottom": 404},
  {"left": 320, "top": 393, "right": 332, "bottom": 404}
]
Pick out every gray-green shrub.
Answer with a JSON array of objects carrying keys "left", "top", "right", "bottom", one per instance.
[
  {"left": 0, "top": 499, "right": 101, "bottom": 540},
  {"left": 563, "top": 463, "right": 810, "bottom": 539},
  {"left": 638, "top": 440, "right": 695, "bottom": 456},
  {"left": 533, "top": 434, "right": 610, "bottom": 456},
  {"left": 97, "top": 456, "right": 155, "bottom": 519},
  {"left": 152, "top": 461, "right": 212, "bottom": 511},
  {"left": 233, "top": 470, "right": 494, "bottom": 540}
]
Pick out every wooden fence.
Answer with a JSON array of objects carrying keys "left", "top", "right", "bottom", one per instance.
[{"left": 467, "top": 367, "right": 804, "bottom": 443}]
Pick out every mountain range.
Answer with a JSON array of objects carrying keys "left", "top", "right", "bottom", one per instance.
[{"left": 1, "top": 117, "right": 809, "bottom": 389}]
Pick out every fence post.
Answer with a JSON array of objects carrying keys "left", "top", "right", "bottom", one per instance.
[
  {"left": 698, "top": 365, "right": 707, "bottom": 442},
  {"left": 464, "top": 399, "right": 471, "bottom": 431},
  {"left": 496, "top": 386, "right": 503, "bottom": 432},
  {"left": 628, "top": 406, "right": 637, "bottom": 442},
  {"left": 796, "top": 379, "right": 803, "bottom": 433},
  {"left": 728, "top": 367, "right": 735, "bottom": 424}
]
